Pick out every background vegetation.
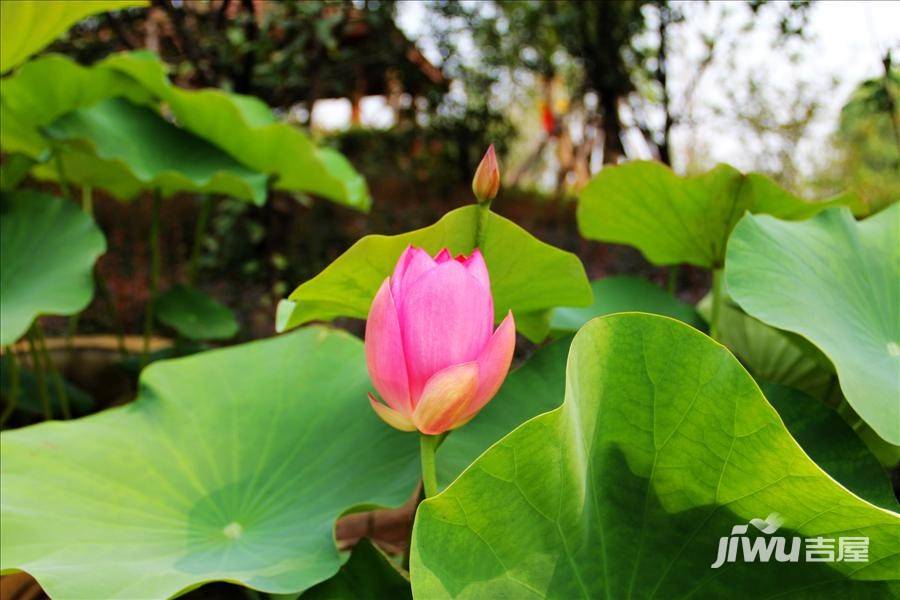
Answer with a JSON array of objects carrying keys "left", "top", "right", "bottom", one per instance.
[{"left": 0, "top": 1, "right": 896, "bottom": 598}]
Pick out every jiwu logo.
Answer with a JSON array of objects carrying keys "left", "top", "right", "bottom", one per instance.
[
  {"left": 711, "top": 513, "right": 799, "bottom": 568},
  {"left": 710, "top": 513, "right": 870, "bottom": 568}
]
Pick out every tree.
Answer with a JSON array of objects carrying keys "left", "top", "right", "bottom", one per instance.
[
  {"left": 51, "top": 0, "right": 447, "bottom": 116},
  {"left": 817, "top": 55, "right": 900, "bottom": 215}
]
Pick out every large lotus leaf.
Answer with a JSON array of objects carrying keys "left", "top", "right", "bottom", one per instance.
[
  {"left": 411, "top": 314, "right": 900, "bottom": 598},
  {"left": 276, "top": 206, "right": 592, "bottom": 343},
  {"left": 0, "top": 153, "right": 36, "bottom": 191},
  {"left": 762, "top": 384, "right": 897, "bottom": 511},
  {"left": 550, "top": 276, "right": 704, "bottom": 334},
  {"left": 857, "top": 423, "right": 900, "bottom": 470},
  {"left": 35, "top": 97, "right": 268, "bottom": 203},
  {"left": 437, "top": 336, "right": 572, "bottom": 488},
  {"left": 0, "top": 52, "right": 367, "bottom": 209},
  {"left": 155, "top": 285, "right": 239, "bottom": 341},
  {"left": 0, "top": 53, "right": 153, "bottom": 157},
  {"left": 98, "top": 52, "right": 370, "bottom": 210},
  {"left": 0, "top": 191, "right": 106, "bottom": 345},
  {"left": 744, "top": 171, "right": 865, "bottom": 218},
  {"left": 697, "top": 294, "right": 832, "bottom": 399},
  {"left": 301, "top": 539, "right": 411, "bottom": 600},
  {"left": 577, "top": 162, "right": 859, "bottom": 268},
  {"left": 726, "top": 205, "right": 900, "bottom": 444},
  {"left": 0, "top": 1, "right": 147, "bottom": 74},
  {"left": 0, "top": 327, "right": 420, "bottom": 599}
]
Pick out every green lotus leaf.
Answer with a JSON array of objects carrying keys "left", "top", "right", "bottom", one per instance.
[
  {"left": 0, "top": 191, "right": 106, "bottom": 345},
  {"left": 726, "top": 205, "right": 900, "bottom": 444},
  {"left": 276, "top": 206, "right": 592, "bottom": 343},
  {"left": 438, "top": 339, "right": 895, "bottom": 511},
  {"left": 0, "top": 0, "right": 147, "bottom": 74},
  {"left": 0, "top": 327, "right": 420, "bottom": 599},
  {"left": 0, "top": 153, "right": 36, "bottom": 191},
  {"left": 411, "top": 314, "right": 900, "bottom": 598},
  {"left": 762, "top": 384, "right": 896, "bottom": 511},
  {"left": 857, "top": 424, "right": 900, "bottom": 471},
  {"left": 154, "top": 285, "right": 239, "bottom": 341},
  {"left": 697, "top": 294, "right": 832, "bottom": 399},
  {"left": 0, "top": 53, "right": 153, "bottom": 157},
  {"left": 0, "top": 52, "right": 368, "bottom": 209},
  {"left": 36, "top": 97, "right": 268, "bottom": 203},
  {"left": 577, "top": 162, "right": 859, "bottom": 268},
  {"left": 99, "top": 51, "right": 370, "bottom": 210},
  {"left": 550, "top": 276, "right": 704, "bottom": 334},
  {"left": 300, "top": 539, "right": 411, "bottom": 600},
  {"left": 118, "top": 341, "right": 211, "bottom": 377}
]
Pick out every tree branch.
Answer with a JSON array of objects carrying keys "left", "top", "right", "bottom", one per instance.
[
  {"left": 234, "top": 0, "right": 259, "bottom": 94},
  {"left": 154, "top": 0, "right": 211, "bottom": 86},
  {"left": 104, "top": 12, "right": 138, "bottom": 50}
]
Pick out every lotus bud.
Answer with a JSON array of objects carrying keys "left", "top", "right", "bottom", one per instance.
[
  {"left": 472, "top": 144, "right": 500, "bottom": 204},
  {"left": 365, "top": 246, "right": 515, "bottom": 434}
]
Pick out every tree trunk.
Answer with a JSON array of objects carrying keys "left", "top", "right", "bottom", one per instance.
[
  {"left": 599, "top": 91, "right": 625, "bottom": 164},
  {"left": 657, "top": 4, "right": 673, "bottom": 166}
]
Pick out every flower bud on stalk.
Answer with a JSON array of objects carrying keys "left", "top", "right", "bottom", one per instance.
[
  {"left": 472, "top": 144, "right": 500, "bottom": 204},
  {"left": 365, "top": 246, "right": 515, "bottom": 434}
]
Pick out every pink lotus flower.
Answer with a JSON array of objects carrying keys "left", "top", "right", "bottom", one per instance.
[{"left": 365, "top": 246, "right": 516, "bottom": 434}]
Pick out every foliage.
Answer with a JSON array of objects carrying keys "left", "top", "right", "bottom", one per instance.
[
  {"left": 0, "top": 191, "right": 106, "bottom": 345},
  {"left": 696, "top": 293, "right": 832, "bottom": 399},
  {"left": 301, "top": 539, "right": 412, "bottom": 600},
  {"left": 1, "top": 355, "right": 94, "bottom": 417},
  {"left": 277, "top": 205, "right": 592, "bottom": 342},
  {"left": 52, "top": 1, "right": 446, "bottom": 111},
  {"left": 726, "top": 205, "right": 900, "bottom": 444},
  {"left": 411, "top": 314, "right": 900, "bottom": 598},
  {"left": 0, "top": 328, "right": 420, "bottom": 599},
  {"left": 329, "top": 119, "right": 516, "bottom": 196},
  {"left": 0, "top": 153, "right": 36, "bottom": 191},
  {"left": 550, "top": 276, "right": 704, "bottom": 334},
  {"left": 0, "top": 53, "right": 153, "bottom": 158},
  {"left": 0, "top": 0, "right": 146, "bottom": 73},
  {"left": 1, "top": 51, "right": 369, "bottom": 208},
  {"left": 823, "top": 63, "right": 900, "bottom": 215},
  {"left": 763, "top": 384, "right": 897, "bottom": 511},
  {"left": 101, "top": 51, "right": 370, "bottom": 208},
  {"left": 0, "top": 1, "right": 897, "bottom": 597},
  {"left": 154, "top": 285, "right": 238, "bottom": 341},
  {"left": 430, "top": 0, "right": 649, "bottom": 166},
  {"left": 41, "top": 97, "right": 268, "bottom": 203},
  {"left": 577, "top": 161, "right": 858, "bottom": 268}
]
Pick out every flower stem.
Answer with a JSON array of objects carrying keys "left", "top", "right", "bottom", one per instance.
[
  {"left": 189, "top": 194, "right": 212, "bottom": 285},
  {"left": 53, "top": 149, "right": 72, "bottom": 201},
  {"left": 26, "top": 327, "right": 51, "bottom": 420},
  {"left": 97, "top": 272, "right": 129, "bottom": 360},
  {"left": 34, "top": 321, "right": 70, "bottom": 419},
  {"left": 474, "top": 201, "right": 492, "bottom": 249},
  {"left": 82, "top": 185, "right": 93, "bottom": 214},
  {"left": 709, "top": 268, "right": 724, "bottom": 341},
  {"left": 667, "top": 265, "right": 679, "bottom": 295},
  {"left": 1, "top": 347, "right": 21, "bottom": 427},
  {"left": 142, "top": 190, "right": 162, "bottom": 368},
  {"left": 419, "top": 433, "right": 440, "bottom": 498},
  {"left": 66, "top": 187, "right": 94, "bottom": 352}
]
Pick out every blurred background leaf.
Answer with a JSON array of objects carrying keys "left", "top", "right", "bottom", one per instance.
[{"left": 0, "top": 0, "right": 147, "bottom": 73}]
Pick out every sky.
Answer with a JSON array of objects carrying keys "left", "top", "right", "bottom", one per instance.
[
  {"left": 313, "top": 1, "right": 899, "bottom": 179},
  {"left": 668, "top": 0, "right": 900, "bottom": 175}
]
